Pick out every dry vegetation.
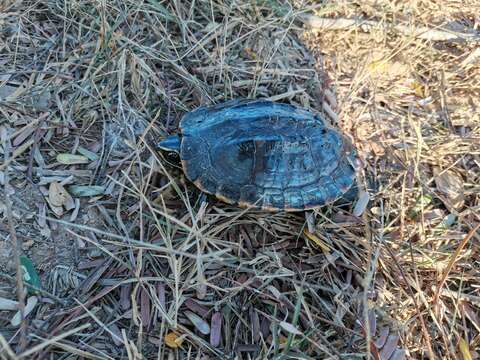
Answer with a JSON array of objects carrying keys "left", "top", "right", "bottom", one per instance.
[{"left": 1, "top": 0, "right": 479, "bottom": 359}]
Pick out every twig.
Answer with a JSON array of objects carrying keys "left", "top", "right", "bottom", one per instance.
[
  {"left": 17, "top": 323, "right": 91, "bottom": 358},
  {"left": 0, "top": 333, "right": 18, "bottom": 360},
  {"left": 433, "top": 223, "right": 480, "bottom": 307},
  {"left": 0, "top": 272, "right": 67, "bottom": 306},
  {"left": 383, "top": 241, "right": 436, "bottom": 359},
  {"left": 1, "top": 127, "right": 27, "bottom": 351},
  {"left": 299, "top": 14, "right": 479, "bottom": 42}
]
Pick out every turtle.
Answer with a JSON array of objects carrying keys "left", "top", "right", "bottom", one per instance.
[{"left": 157, "top": 99, "right": 359, "bottom": 211}]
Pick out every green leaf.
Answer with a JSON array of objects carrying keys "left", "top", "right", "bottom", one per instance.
[{"left": 20, "top": 256, "right": 42, "bottom": 294}]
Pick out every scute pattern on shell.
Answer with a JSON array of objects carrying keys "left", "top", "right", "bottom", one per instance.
[{"left": 178, "top": 99, "right": 358, "bottom": 211}]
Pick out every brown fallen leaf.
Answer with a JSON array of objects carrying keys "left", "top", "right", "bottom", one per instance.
[
  {"left": 185, "top": 311, "right": 210, "bottom": 335},
  {"left": 210, "top": 312, "right": 222, "bottom": 347},
  {"left": 379, "top": 334, "right": 399, "bottom": 360},
  {"left": 332, "top": 212, "right": 364, "bottom": 224},
  {"left": 63, "top": 191, "right": 75, "bottom": 211},
  {"left": 184, "top": 298, "right": 209, "bottom": 318},
  {"left": 434, "top": 167, "right": 465, "bottom": 210},
  {"left": 374, "top": 327, "right": 390, "bottom": 348},
  {"left": 461, "top": 301, "right": 480, "bottom": 331},
  {"left": 13, "top": 126, "right": 35, "bottom": 147},
  {"left": 157, "top": 283, "right": 166, "bottom": 317},
  {"left": 120, "top": 284, "right": 132, "bottom": 311},
  {"left": 389, "top": 349, "right": 406, "bottom": 360},
  {"left": 108, "top": 322, "right": 124, "bottom": 346},
  {"left": 140, "top": 287, "right": 151, "bottom": 329},
  {"left": 49, "top": 182, "right": 69, "bottom": 207},
  {"left": 165, "top": 332, "right": 183, "bottom": 348},
  {"left": 358, "top": 309, "right": 406, "bottom": 360}
]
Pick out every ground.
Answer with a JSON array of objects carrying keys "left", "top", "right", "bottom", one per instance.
[{"left": 0, "top": 1, "right": 479, "bottom": 359}]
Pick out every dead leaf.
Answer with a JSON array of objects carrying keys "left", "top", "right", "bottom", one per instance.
[
  {"left": 63, "top": 191, "right": 75, "bottom": 211},
  {"left": 184, "top": 298, "right": 209, "bottom": 318},
  {"left": 185, "top": 311, "right": 210, "bottom": 335},
  {"left": 108, "top": 323, "right": 124, "bottom": 346},
  {"left": 389, "top": 349, "right": 406, "bottom": 360},
  {"left": 409, "top": 80, "right": 426, "bottom": 97},
  {"left": 13, "top": 127, "right": 35, "bottom": 147},
  {"left": 333, "top": 212, "right": 364, "bottom": 224},
  {"left": 157, "top": 283, "right": 166, "bottom": 317},
  {"left": 0, "top": 84, "right": 21, "bottom": 100},
  {"left": 56, "top": 153, "right": 89, "bottom": 165},
  {"left": 120, "top": 284, "right": 131, "bottom": 311},
  {"left": 69, "top": 185, "right": 105, "bottom": 197},
  {"left": 49, "top": 182, "right": 69, "bottom": 207},
  {"left": 48, "top": 203, "right": 64, "bottom": 217},
  {"left": 459, "top": 338, "right": 472, "bottom": 360},
  {"left": 379, "top": 334, "right": 399, "bottom": 360},
  {"left": 461, "top": 301, "right": 480, "bottom": 332},
  {"left": 140, "top": 287, "right": 150, "bottom": 329},
  {"left": 374, "top": 327, "right": 390, "bottom": 348},
  {"left": 77, "top": 146, "right": 99, "bottom": 161},
  {"left": 368, "top": 59, "right": 409, "bottom": 78},
  {"left": 279, "top": 321, "right": 302, "bottom": 335},
  {"left": 70, "top": 198, "right": 80, "bottom": 220},
  {"left": 165, "top": 332, "right": 183, "bottom": 348},
  {"left": 367, "top": 310, "right": 377, "bottom": 338},
  {"left": 304, "top": 229, "right": 331, "bottom": 253},
  {"left": 11, "top": 296, "right": 38, "bottom": 327},
  {"left": 353, "top": 191, "right": 370, "bottom": 216},
  {"left": 434, "top": 168, "right": 465, "bottom": 210},
  {"left": 0, "top": 297, "right": 18, "bottom": 311},
  {"left": 210, "top": 312, "right": 222, "bottom": 347}
]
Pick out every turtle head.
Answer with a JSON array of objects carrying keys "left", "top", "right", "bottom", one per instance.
[{"left": 157, "top": 135, "right": 181, "bottom": 154}]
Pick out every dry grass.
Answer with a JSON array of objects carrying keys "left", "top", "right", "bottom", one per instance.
[{"left": 0, "top": 0, "right": 479, "bottom": 359}]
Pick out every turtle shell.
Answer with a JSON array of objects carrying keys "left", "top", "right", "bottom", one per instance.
[{"left": 177, "top": 99, "right": 358, "bottom": 211}]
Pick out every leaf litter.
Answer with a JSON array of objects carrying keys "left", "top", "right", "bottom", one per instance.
[{"left": 0, "top": 0, "right": 479, "bottom": 359}]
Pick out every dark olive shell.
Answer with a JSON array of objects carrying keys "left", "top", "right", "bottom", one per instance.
[{"left": 178, "top": 99, "right": 358, "bottom": 211}]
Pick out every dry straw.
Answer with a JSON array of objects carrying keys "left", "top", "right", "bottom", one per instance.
[{"left": 0, "top": 0, "right": 479, "bottom": 359}]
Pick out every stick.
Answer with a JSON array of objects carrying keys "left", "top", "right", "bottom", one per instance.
[
  {"left": 299, "top": 14, "right": 479, "bottom": 42},
  {"left": 433, "top": 223, "right": 480, "bottom": 307},
  {"left": 1, "top": 127, "right": 27, "bottom": 351}
]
